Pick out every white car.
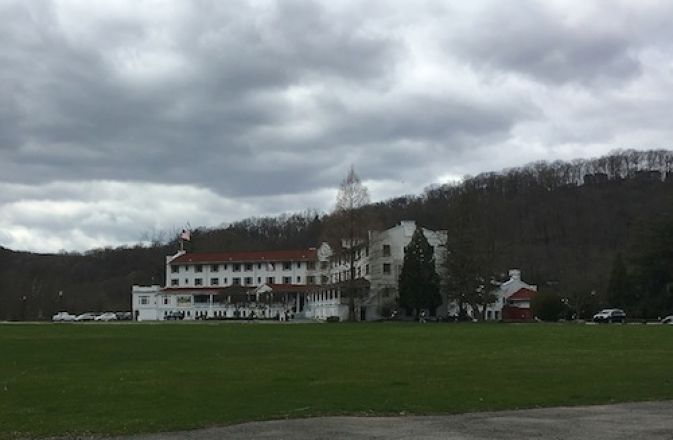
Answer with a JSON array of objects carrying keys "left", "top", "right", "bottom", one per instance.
[
  {"left": 75, "top": 312, "right": 97, "bottom": 321},
  {"left": 661, "top": 315, "right": 673, "bottom": 324},
  {"left": 95, "top": 312, "right": 118, "bottom": 322},
  {"left": 592, "top": 309, "right": 626, "bottom": 323},
  {"left": 52, "top": 312, "right": 77, "bottom": 322}
]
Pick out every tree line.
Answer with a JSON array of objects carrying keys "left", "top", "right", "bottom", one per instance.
[{"left": 1, "top": 149, "right": 673, "bottom": 320}]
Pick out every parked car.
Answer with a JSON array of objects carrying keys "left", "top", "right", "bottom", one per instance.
[
  {"left": 95, "top": 312, "right": 117, "bottom": 322},
  {"left": 165, "top": 311, "right": 184, "bottom": 321},
  {"left": 75, "top": 312, "right": 97, "bottom": 322},
  {"left": 52, "top": 312, "right": 77, "bottom": 322},
  {"left": 661, "top": 315, "right": 673, "bottom": 324},
  {"left": 593, "top": 309, "right": 627, "bottom": 323},
  {"left": 115, "top": 311, "right": 133, "bottom": 321}
]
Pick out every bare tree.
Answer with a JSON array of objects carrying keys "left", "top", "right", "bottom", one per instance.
[{"left": 334, "top": 166, "right": 370, "bottom": 321}]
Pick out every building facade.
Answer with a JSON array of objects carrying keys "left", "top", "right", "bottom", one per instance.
[{"left": 132, "top": 221, "right": 448, "bottom": 321}]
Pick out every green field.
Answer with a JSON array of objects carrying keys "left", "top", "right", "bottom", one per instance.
[{"left": 1, "top": 322, "right": 672, "bottom": 438}]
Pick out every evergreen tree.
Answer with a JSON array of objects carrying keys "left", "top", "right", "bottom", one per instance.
[{"left": 398, "top": 227, "right": 441, "bottom": 316}]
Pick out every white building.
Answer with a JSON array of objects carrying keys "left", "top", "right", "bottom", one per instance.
[
  {"left": 304, "top": 221, "right": 448, "bottom": 321},
  {"left": 446, "top": 269, "right": 538, "bottom": 321},
  {"left": 132, "top": 247, "right": 328, "bottom": 321},
  {"left": 132, "top": 221, "right": 448, "bottom": 321}
]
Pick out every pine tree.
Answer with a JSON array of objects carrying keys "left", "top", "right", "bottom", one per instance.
[{"left": 398, "top": 227, "right": 441, "bottom": 317}]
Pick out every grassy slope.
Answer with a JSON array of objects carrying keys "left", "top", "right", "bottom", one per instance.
[{"left": 1, "top": 322, "right": 672, "bottom": 438}]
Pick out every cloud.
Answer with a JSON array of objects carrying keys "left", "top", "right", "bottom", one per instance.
[{"left": 1, "top": 0, "right": 672, "bottom": 251}]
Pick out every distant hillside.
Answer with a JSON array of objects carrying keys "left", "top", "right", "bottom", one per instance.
[{"left": 2, "top": 149, "right": 673, "bottom": 320}]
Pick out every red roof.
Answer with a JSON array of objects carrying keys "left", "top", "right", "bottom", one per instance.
[
  {"left": 507, "top": 288, "right": 537, "bottom": 301},
  {"left": 171, "top": 249, "right": 318, "bottom": 264}
]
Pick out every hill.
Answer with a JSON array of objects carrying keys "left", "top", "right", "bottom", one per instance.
[{"left": 2, "top": 149, "right": 673, "bottom": 320}]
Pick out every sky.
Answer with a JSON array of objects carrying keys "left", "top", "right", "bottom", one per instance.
[{"left": 1, "top": 0, "right": 673, "bottom": 253}]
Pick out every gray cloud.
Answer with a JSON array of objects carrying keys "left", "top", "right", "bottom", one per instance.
[{"left": 0, "top": 0, "right": 672, "bottom": 251}]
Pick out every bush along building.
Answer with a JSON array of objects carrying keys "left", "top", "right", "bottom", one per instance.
[{"left": 132, "top": 221, "right": 448, "bottom": 321}]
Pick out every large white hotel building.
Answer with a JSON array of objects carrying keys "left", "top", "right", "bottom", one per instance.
[{"left": 132, "top": 221, "right": 448, "bottom": 321}]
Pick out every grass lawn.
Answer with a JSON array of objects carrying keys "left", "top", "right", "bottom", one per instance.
[{"left": 1, "top": 322, "right": 672, "bottom": 438}]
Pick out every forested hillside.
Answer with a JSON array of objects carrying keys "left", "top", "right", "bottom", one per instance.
[{"left": 2, "top": 149, "right": 673, "bottom": 320}]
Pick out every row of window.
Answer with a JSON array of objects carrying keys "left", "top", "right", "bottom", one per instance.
[
  {"left": 171, "top": 261, "right": 318, "bottom": 274},
  {"left": 170, "top": 275, "right": 318, "bottom": 287}
]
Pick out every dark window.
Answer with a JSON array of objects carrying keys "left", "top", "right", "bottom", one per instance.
[
  {"left": 307, "top": 276, "right": 315, "bottom": 284},
  {"left": 195, "top": 278, "right": 203, "bottom": 286},
  {"left": 307, "top": 261, "right": 316, "bottom": 270},
  {"left": 233, "top": 264, "right": 241, "bottom": 272},
  {"left": 267, "top": 276, "right": 275, "bottom": 284},
  {"left": 171, "top": 265, "right": 179, "bottom": 273},
  {"left": 171, "top": 279, "right": 179, "bottom": 286},
  {"left": 283, "top": 276, "right": 292, "bottom": 284},
  {"left": 383, "top": 263, "right": 391, "bottom": 274},
  {"left": 245, "top": 277, "right": 253, "bottom": 285},
  {"left": 320, "top": 261, "right": 328, "bottom": 270},
  {"left": 296, "top": 261, "right": 302, "bottom": 269},
  {"left": 211, "top": 264, "right": 219, "bottom": 272},
  {"left": 195, "top": 264, "right": 203, "bottom": 272},
  {"left": 245, "top": 263, "right": 253, "bottom": 271},
  {"left": 383, "top": 245, "right": 391, "bottom": 257},
  {"left": 233, "top": 278, "right": 241, "bottom": 285},
  {"left": 283, "top": 261, "right": 292, "bottom": 270},
  {"left": 210, "top": 278, "right": 219, "bottom": 286}
]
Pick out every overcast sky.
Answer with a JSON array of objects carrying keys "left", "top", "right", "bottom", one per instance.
[{"left": 1, "top": 0, "right": 672, "bottom": 253}]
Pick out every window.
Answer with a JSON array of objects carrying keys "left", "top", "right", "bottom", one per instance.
[
  {"left": 223, "top": 277, "right": 228, "bottom": 284},
  {"left": 307, "top": 276, "right": 315, "bottom": 284},
  {"left": 383, "top": 263, "right": 391, "bottom": 274},
  {"left": 283, "top": 276, "right": 292, "bottom": 284},
  {"left": 296, "top": 261, "right": 302, "bottom": 269},
  {"left": 267, "top": 276, "right": 275, "bottom": 284},
  {"left": 185, "top": 265, "right": 191, "bottom": 271},
  {"left": 365, "top": 246, "right": 369, "bottom": 257},
  {"left": 233, "top": 278, "right": 241, "bottom": 285},
  {"left": 211, "top": 264, "right": 219, "bottom": 272},
  {"left": 245, "top": 263, "right": 253, "bottom": 271},
  {"left": 233, "top": 263, "right": 241, "bottom": 272},
  {"left": 321, "top": 275, "right": 329, "bottom": 284},
  {"left": 223, "top": 264, "right": 228, "bottom": 270},
  {"left": 210, "top": 278, "right": 219, "bottom": 286},
  {"left": 357, "top": 267, "right": 361, "bottom": 277},
  {"left": 195, "top": 264, "right": 203, "bottom": 273},
  {"left": 283, "top": 261, "right": 292, "bottom": 270},
  {"left": 296, "top": 276, "right": 301, "bottom": 283},
  {"left": 171, "top": 265, "right": 179, "bottom": 273},
  {"left": 163, "top": 296, "right": 169, "bottom": 305},
  {"left": 139, "top": 296, "right": 149, "bottom": 305},
  {"left": 366, "top": 264, "right": 370, "bottom": 275},
  {"left": 383, "top": 244, "right": 391, "bottom": 257},
  {"left": 257, "top": 263, "right": 262, "bottom": 269},
  {"left": 244, "top": 277, "right": 253, "bottom": 285},
  {"left": 184, "top": 278, "right": 188, "bottom": 285},
  {"left": 307, "top": 261, "right": 316, "bottom": 270},
  {"left": 195, "top": 278, "right": 203, "bottom": 286},
  {"left": 257, "top": 277, "right": 262, "bottom": 284},
  {"left": 320, "top": 261, "right": 328, "bottom": 270},
  {"left": 171, "top": 279, "right": 179, "bottom": 286}
]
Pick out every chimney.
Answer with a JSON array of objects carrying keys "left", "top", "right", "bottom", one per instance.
[{"left": 509, "top": 269, "right": 521, "bottom": 281}]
